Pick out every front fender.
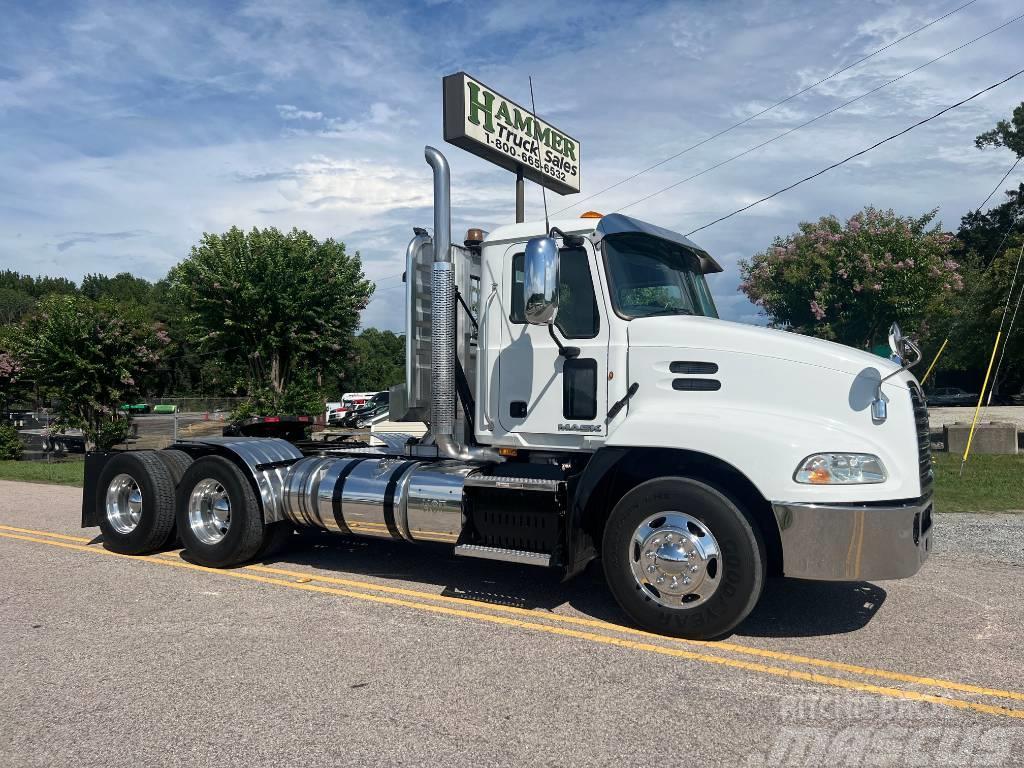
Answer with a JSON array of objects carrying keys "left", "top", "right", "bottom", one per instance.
[{"left": 606, "top": 402, "right": 919, "bottom": 504}]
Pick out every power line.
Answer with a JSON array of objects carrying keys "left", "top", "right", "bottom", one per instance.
[
  {"left": 976, "top": 156, "right": 1022, "bottom": 211},
  {"left": 614, "top": 12, "right": 1024, "bottom": 215},
  {"left": 987, "top": 243, "right": 1024, "bottom": 405},
  {"left": 552, "top": 0, "right": 980, "bottom": 216},
  {"left": 949, "top": 205, "right": 1023, "bottom": 329},
  {"left": 682, "top": 67, "right": 1024, "bottom": 237},
  {"left": 923, "top": 200, "right": 1022, "bottom": 379},
  {"left": 371, "top": 281, "right": 407, "bottom": 297},
  {"left": 993, "top": 233, "right": 1024, "bottom": 340}
]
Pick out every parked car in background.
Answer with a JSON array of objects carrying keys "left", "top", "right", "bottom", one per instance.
[
  {"left": 926, "top": 387, "right": 977, "bottom": 407},
  {"left": 326, "top": 391, "right": 381, "bottom": 425},
  {"left": 339, "top": 392, "right": 390, "bottom": 428},
  {"left": 353, "top": 402, "right": 390, "bottom": 428}
]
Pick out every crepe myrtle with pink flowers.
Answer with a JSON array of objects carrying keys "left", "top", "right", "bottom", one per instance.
[
  {"left": 7, "top": 295, "right": 171, "bottom": 450},
  {"left": 739, "top": 207, "right": 962, "bottom": 350}
]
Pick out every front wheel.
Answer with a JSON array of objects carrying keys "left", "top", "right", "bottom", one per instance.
[{"left": 602, "top": 477, "right": 766, "bottom": 640}]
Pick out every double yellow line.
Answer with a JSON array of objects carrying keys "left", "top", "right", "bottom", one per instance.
[{"left": 2, "top": 522, "right": 1022, "bottom": 720}]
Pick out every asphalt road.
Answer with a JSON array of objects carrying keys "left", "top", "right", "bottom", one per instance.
[{"left": 1, "top": 480, "right": 1023, "bottom": 767}]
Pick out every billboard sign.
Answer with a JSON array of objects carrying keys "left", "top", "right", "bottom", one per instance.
[{"left": 443, "top": 72, "right": 580, "bottom": 195}]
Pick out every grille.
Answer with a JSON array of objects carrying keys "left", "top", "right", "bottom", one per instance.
[
  {"left": 909, "top": 382, "right": 933, "bottom": 493},
  {"left": 672, "top": 378, "right": 722, "bottom": 391},
  {"left": 670, "top": 361, "right": 719, "bottom": 375}
]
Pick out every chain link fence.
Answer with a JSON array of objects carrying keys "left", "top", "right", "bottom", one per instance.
[{"left": 148, "top": 397, "right": 248, "bottom": 413}]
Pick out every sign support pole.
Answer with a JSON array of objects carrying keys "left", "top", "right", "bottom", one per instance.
[{"left": 515, "top": 166, "right": 525, "bottom": 223}]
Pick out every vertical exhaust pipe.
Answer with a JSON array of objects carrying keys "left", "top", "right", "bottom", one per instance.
[{"left": 424, "top": 146, "right": 502, "bottom": 463}]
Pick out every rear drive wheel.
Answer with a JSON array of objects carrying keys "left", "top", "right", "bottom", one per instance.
[
  {"left": 155, "top": 449, "right": 193, "bottom": 486},
  {"left": 602, "top": 477, "right": 766, "bottom": 640},
  {"left": 176, "top": 456, "right": 265, "bottom": 567},
  {"left": 97, "top": 451, "right": 176, "bottom": 555},
  {"left": 153, "top": 449, "right": 194, "bottom": 547}
]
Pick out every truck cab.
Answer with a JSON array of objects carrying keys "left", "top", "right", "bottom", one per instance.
[{"left": 83, "top": 146, "right": 932, "bottom": 641}]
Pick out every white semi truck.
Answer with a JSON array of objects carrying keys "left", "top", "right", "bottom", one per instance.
[{"left": 82, "top": 146, "right": 933, "bottom": 640}]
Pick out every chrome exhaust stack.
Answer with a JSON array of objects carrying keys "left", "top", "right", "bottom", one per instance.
[{"left": 424, "top": 146, "right": 502, "bottom": 463}]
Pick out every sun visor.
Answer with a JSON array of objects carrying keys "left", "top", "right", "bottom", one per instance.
[{"left": 594, "top": 213, "right": 723, "bottom": 274}]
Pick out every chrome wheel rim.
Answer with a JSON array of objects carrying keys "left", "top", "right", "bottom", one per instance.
[
  {"left": 188, "top": 479, "right": 231, "bottom": 545},
  {"left": 629, "top": 511, "right": 722, "bottom": 609},
  {"left": 105, "top": 473, "right": 143, "bottom": 534}
]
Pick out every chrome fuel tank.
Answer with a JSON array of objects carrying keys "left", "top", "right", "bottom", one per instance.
[
  {"left": 403, "top": 462, "right": 478, "bottom": 543},
  {"left": 282, "top": 456, "right": 479, "bottom": 544}
]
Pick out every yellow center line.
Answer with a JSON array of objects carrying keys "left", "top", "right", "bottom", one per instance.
[
  {"left": 4, "top": 524, "right": 1023, "bottom": 706},
  {"left": 1, "top": 528, "right": 1022, "bottom": 721},
  {"left": 4, "top": 523, "right": 1024, "bottom": 704},
  {"left": 0, "top": 524, "right": 96, "bottom": 543}
]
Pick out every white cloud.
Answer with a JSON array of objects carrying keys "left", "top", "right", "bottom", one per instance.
[
  {"left": 2, "top": 0, "right": 1023, "bottom": 336},
  {"left": 276, "top": 104, "right": 324, "bottom": 121}
]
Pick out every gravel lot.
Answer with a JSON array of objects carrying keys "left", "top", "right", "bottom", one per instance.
[
  {"left": 1, "top": 480, "right": 1022, "bottom": 767},
  {"left": 929, "top": 405, "right": 1024, "bottom": 431}
]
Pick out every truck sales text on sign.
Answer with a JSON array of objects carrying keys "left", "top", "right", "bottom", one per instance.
[{"left": 443, "top": 72, "right": 581, "bottom": 195}]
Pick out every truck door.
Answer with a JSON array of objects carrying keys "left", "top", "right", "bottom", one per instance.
[{"left": 497, "top": 240, "right": 609, "bottom": 444}]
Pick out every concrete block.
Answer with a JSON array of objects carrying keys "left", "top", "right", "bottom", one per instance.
[{"left": 944, "top": 422, "right": 1019, "bottom": 455}]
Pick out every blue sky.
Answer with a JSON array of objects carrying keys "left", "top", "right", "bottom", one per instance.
[{"left": 2, "top": 0, "right": 1023, "bottom": 330}]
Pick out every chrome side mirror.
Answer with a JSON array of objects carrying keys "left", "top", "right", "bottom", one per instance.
[
  {"left": 523, "top": 236, "right": 559, "bottom": 325},
  {"left": 888, "top": 322, "right": 903, "bottom": 350},
  {"left": 888, "top": 322, "right": 905, "bottom": 363},
  {"left": 873, "top": 322, "right": 923, "bottom": 423}
]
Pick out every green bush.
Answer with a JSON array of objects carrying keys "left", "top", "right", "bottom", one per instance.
[
  {"left": 229, "top": 380, "right": 324, "bottom": 422},
  {"left": 0, "top": 423, "right": 23, "bottom": 460}
]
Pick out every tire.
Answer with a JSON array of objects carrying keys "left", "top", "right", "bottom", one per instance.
[
  {"left": 155, "top": 449, "right": 193, "bottom": 487},
  {"left": 154, "top": 450, "right": 195, "bottom": 548},
  {"left": 602, "top": 477, "right": 766, "bottom": 640},
  {"left": 175, "top": 455, "right": 265, "bottom": 568},
  {"left": 96, "top": 451, "right": 177, "bottom": 555}
]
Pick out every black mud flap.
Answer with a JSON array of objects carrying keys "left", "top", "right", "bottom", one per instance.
[{"left": 81, "top": 451, "right": 118, "bottom": 528}]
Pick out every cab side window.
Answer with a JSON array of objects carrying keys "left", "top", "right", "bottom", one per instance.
[{"left": 510, "top": 247, "right": 599, "bottom": 339}]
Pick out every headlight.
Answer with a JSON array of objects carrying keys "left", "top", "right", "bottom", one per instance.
[{"left": 794, "top": 453, "right": 887, "bottom": 484}]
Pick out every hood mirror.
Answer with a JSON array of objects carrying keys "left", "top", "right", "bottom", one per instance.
[
  {"left": 888, "top": 322, "right": 905, "bottom": 362},
  {"left": 523, "top": 236, "right": 559, "bottom": 325}
]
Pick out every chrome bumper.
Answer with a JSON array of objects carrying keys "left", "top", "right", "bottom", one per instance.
[{"left": 772, "top": 495, "right": 933, "bottom": 581}]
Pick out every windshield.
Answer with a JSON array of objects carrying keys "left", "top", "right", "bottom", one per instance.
[{"left": 602, "top": 233, "right": 719, "bottom": 319}]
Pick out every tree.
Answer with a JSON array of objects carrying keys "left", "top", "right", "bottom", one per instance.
[
  {"left": 956, "top": 183, "right": 1023, "bottom": 265},
  {"left": 8, "top": 296, "right": 170, "bottom": 450},
  {"left": 0, "top": 270, "right": 77, "bottom": 298},
  {"left": 169, "top": 226, "right": 373, "bottom": 414},
  {"left": 935, "top": 102, "right": 1024, "bottom": 393},
  {"left": 941, "top": 232, "right": 1024, "bottom": 396},
  {"left": 0, "top": 346, "right": 23, "bottom": 413},
  {"left": 739, "top": 207, "right": 962, "bottom": 349},
  {"left": 974, "top": 102, "right": 1024, "bottom": 157},
  {"left": 343, "top": 329, "right": 405, "bottom": 392},
  {"left": 80, "top": 272, "right": 155, "bottom": 305},
  {"left": 0, "top": 288, "right": 34, "bottom": 325}
]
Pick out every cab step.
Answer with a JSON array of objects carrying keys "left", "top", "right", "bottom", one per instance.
[
  {"left": 463, "top": 474, "right": 564, "bottom": 492},
  {"left": 453, "top": 544, "right": 553, "bottom": 567}
]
